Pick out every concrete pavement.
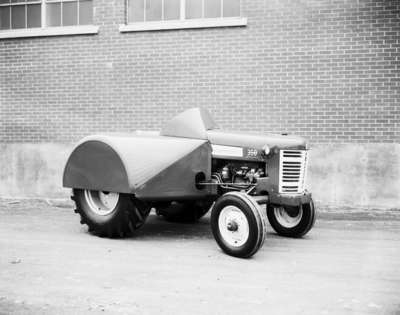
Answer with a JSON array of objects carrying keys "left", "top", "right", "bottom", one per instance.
[{"left": 0, "top": 199, "right": 399, "bottom": 315}]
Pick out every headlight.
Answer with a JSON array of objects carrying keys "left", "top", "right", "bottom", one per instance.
[{"left": 263, "top": 145, "right": 270, "bottom": 155}]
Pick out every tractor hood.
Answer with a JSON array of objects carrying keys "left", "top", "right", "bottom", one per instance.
[
  {"left": 161, "top": 107, "right": 307, "bottom": 150},
  {"left": 207, "top": 130, "right": 307, "bottom": 151}
]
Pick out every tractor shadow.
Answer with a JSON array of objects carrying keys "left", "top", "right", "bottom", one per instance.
[
  {"left": 128, "top": 211, "right": 281, "bottom": 241},
  {"left": 131, "top": 213, "right": 214, "bottom": 240}
]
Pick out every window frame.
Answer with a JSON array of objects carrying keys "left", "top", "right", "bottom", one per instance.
[
  {"left": 120, "top": 0, "right": 247, "bottom": 32},
  {"left": 0, "top": 0, "right": 98, "bottom": 39},
  {"left": 0, "top": 0, "right": 42, "bottom": 30}
]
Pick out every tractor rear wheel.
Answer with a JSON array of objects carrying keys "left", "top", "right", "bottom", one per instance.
[
  {"left": 71, "top": 189, "right": 150, "bottom": 237},
  {"left": 156, "top": 201, "right": 213, "bottom": 223}
]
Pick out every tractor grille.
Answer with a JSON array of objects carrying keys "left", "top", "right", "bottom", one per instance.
[{"left": 278, "top": 150, "right": 308, "bottom": 194}]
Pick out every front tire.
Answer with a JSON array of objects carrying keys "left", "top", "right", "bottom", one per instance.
[
  {"left": 211, "top": 192, "right": 266, "bottom": 258},
  {"left": 72, "top": 189, "right": 150, "bottom": 238},
  {"left": 267, "top": 201, "right": 316, "bottom": 238}
]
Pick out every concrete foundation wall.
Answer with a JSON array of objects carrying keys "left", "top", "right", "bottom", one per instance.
[
  {"left": 308, "top": 143, "right": 400, "bottom": 208},
  {"left": 0, "top": 143, "right": 399, "bottom": 208}
]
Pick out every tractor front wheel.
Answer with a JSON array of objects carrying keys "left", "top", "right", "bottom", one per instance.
[
  {"left": 267, "top": 201, "right": 316, "bottom": 238},
  {"left": 211, "top": 192, "right": 266, "bottom": 258},
  {"left": 72, "top": 189, "right": 150, "bottom": 238}
]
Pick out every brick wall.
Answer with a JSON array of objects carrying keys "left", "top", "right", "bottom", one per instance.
[{"left": 0, "top": 0, "right": 399, "bottom": 144}]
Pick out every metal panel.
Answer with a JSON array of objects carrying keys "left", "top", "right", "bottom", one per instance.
[
  {"left": 278, "top": 150, "right": 307, "bottom": 194},
  {"left": 160, "top": 107, "right": 218, "bottom": 139},
  {"left": 265, "top": 152, "right": 280, "bottom": 194},
  {"left": 63, "top": 134, "right": 211, "bottom": 198},
  {"left": 211, "top": 144, "right": 266, "bottom": 162},
  {"left": 63, "top": 140, "right": 130, "bottom": 193},
  {"left": 135, "top": 141, "right": 212, "bottom": 200},
  {"left": 207, "top": 130, "right": 307, "bottom": 150}
]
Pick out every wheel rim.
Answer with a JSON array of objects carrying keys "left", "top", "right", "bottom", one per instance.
[
  {"left": 84, "top": 190, "right": 119, "bottom": 216},
  {"left": 274, "top": 206, "right": 303, "bottom": 228},
  {"left": 218, "top": 206, "right": 249, "bottom": 247}
]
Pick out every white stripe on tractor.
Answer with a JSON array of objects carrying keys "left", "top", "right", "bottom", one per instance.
[{"left": 211, "top": 145, "right": 243, "bottom": 157}]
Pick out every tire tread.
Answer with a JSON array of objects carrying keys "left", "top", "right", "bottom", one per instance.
[{"left": 71, "top": 189, "right": 149, "bottom": 238}]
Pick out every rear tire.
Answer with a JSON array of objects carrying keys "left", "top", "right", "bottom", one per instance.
[
  {"left": 72, "top": 189, "right": 150, "bottom": 238},
  {"left": 267, "top": 201, "right": 316, "bottom": 238},
  {"left": 156, "top": 201, "right": 212, "bottom": 223},
  {"left": 211, "top": 192, "right": 266, "bottom": 258}
]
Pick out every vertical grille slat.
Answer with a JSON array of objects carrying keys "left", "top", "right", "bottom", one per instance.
[{"left": 278, "top": 150, "right": 308, "bottom": 194}]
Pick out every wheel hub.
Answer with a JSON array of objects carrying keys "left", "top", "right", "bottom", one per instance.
[
  {"left": 274, "top": 206, "right": 303, "bottom": 228},
  {"left": 227, "top": 221, "right": 238, "bottom": 231},
  {"left": 84, "top": 190, "right": 119, "bottom": 216},
  {"left": 218, "top": 206, "right": 249, "bottom": 247}
]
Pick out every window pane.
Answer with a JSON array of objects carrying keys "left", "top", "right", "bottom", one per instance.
[
  {"left": 204, "top": 0, "right": 220, "bottom": 18},
  {"left": 0, "top": 6, "right": 10, "bottom": 29},
  {"left": 186, "top": 0, "right": 201, "bottom": 19},
  {"left": 62, "top": 1, "right": 77, "bottom": 26},
  {"left": 0, "top": 0, "right": 10, "bottom": 4},
  {"left": 11, "top": 0, "right": 24, "bottom": 3},
  {"left": 128, "top": 0, "right": 144, "bottom": 22},
  {"left": 79, "top": 0, "right": 92, "bottom": 25},
  {"left": 46, "top": 2, "right": 61, "bottom": 26},
  {"left": 223, "top": 0, "right": 239, "bottom": 17},
  {"left": 164, "top": 0, "right": 179, "bottom": 20},
  {"left": 145, "top": 0, "right": 161, "bottom": 21},
  {"left": 11, "top": 5, "right": 24, "bottom": 29},
  {"left": 27, "top": 4, "right": 40, "bottom": 28}
]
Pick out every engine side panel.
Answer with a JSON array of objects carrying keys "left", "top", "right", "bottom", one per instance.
[{"left": 135, "top": 142, "right": 212, "bottom": 200}]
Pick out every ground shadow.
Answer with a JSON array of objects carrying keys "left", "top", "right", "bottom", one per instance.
[
  {"left": 128, "top": 213, "right": 214, "bottom": 240},
  {"left": 102, "top": 212, "right": 284, "bottom": 241}
]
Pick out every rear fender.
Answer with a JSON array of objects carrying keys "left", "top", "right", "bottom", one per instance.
[
  {"left": 63, "top": 135, "right": 212, "bottom": 198},
  {"left": 63, "top": 139, "right": 130, "bottom": 193}
]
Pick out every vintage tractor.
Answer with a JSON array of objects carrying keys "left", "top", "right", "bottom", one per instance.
[{"left": 63, "top": 108, "right": 315, "bottom": 258}]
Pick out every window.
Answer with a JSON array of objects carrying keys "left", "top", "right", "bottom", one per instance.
[
  {"left": 0, "top": 0, "right": 41, "bottom": 29},
  {"left": 121, "top": 0, "right": 245, "bottom": 32},
  {"left": 46, "top": 0, "right": 92, "bottom": 27},
  {"left": 127, "top": 0, "right": 241, "bottom": 23},
  {"left": 0, "top": 0, "right": 93, "bottom": 30}
]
